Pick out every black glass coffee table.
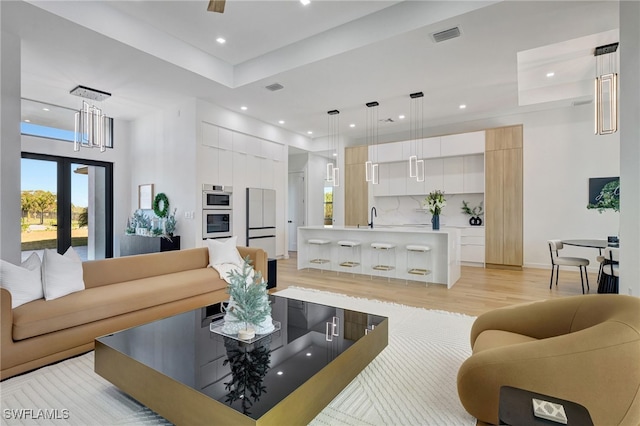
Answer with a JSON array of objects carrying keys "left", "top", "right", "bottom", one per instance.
[{"left": 95, "top": 294, "right": 388, "bottom": 425}]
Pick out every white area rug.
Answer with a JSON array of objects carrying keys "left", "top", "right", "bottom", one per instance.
[{"left": 0, "top": 287, "right": 476, "bottom": 426}]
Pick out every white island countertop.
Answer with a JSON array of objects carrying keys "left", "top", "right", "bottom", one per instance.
[{"left": 297, "top": 226, "right": 461, "bottom": 287}]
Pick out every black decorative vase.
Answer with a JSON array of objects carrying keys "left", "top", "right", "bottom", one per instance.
[{"left": 469, "top": 216, "right": 483, "bottom": 226}]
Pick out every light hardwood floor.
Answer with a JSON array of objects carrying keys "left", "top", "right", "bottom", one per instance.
[{"left": 273, "top": 252, "right": 590, "bottom": 317}]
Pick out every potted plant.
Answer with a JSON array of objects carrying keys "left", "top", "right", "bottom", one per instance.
[
  {"left": 461, "top": 201, "right": 484, "bottom": 226},
  {"left": 424, "top": 190, "right": 446, "bottom": 230},
  {"left": 221, "top": 258, "right": 273, "bottom": 340}
]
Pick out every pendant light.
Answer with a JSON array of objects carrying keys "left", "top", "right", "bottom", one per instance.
[
  {"left": 326, "top": 109, "right": 340, "bottom": 187},
  {"left": 409, "top": 92, "right": 424, "bottom": 182},
  {"left": 70, "top": 85, "right": 111, "bottom": 152},
  {"left": 365, "top": 101, "right": 379, "bottom": 184},
  {"left": 594, "top": 42, "right": 619, "bottom": 135}
]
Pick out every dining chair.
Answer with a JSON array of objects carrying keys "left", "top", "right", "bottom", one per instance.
[
  {"left": 547, "top": 240, "right": 590, "bottom": 293},
  {"left": 600, "top": 247, "right": 620, "bottom": 293}
]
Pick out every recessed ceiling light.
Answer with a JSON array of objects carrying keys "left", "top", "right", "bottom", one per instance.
[
  {"left": 333, "top": 152, "right": 337, "bottom": 157},
  {"left": 42, "top": 108, "right": 50, "bottom": 112},
  {"left": 278, "top": 120, "right": 285, "bottom": 124},
  {"left": 307, "top": 131, "right": 313, "bottom": 135},
  {"left": 300, "top": 0, "right": 310, "bottom": 5},
  {"left": 216, "top": 37, "right": 226, "bottom": 44},
  {"left": 240, "top": 106, "right": 247, "bottom": 111},
  {"left": 546, "top": 72, "right": 555, "bottom": 77},
  {"left": 306, "top": 352, "right": 312, "bottom": 356},
  {"left": 24, "top": 119, "right": 31, "bottom": 123},
  {"left": 398, "top": 115, "right": 405, "bottom": 120},
  {"left": 459, "top": 104, "right": 467, "bottom": 109},
  {"left": 277, "top": 371, "right": 284, "bottom": 375},
  {"left": 349, "top": 123, "right": 355, "bottom": 128}
]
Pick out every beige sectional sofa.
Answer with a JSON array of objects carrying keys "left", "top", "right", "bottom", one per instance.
[{"left": 1, "top": 246, "right": 267, "bottom": 380}]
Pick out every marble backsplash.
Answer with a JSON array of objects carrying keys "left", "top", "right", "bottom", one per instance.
[{"left": 373, "top": 193, "right": 485, "bottom": 227}]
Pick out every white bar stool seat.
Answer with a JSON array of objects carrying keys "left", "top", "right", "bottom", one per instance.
[
  {"left": 371, "top": 242, "right": 396, "bottom": 281},
  {"left": 337, "top": 240, "right": 361, "bottom": 274},
  {"left": 406, "top": 244, "right": 432, "bottom": 285},
  {"left": 308, "top": 239, "right": 331, "bottom": 272}
]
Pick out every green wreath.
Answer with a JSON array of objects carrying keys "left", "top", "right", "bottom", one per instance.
[{"left": 153, "top": 193, "right": 170, "bottom": 218}]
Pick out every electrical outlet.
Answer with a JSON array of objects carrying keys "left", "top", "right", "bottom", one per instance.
[{"left": 184, "top": 212, "right": 190, "bottom": 219}]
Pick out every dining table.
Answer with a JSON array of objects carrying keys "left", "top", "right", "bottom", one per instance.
[{"left": 561, "top": 239, "right": 616, "bottom": 294}]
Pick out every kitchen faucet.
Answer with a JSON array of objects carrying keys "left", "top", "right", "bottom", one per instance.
[{"left": 369, "top": 207, "right": 377, "bottom": 229}]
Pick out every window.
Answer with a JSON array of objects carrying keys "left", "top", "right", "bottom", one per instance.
[{"left": 324, "top": 186, "right": 333, "bottom": 226}]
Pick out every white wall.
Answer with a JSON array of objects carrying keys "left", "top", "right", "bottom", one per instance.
[
  {"left": 0, "top": 27, "right": 21, "bottom": 264},
  {"left": 619, "top": 1, "right": 640, "bottom": 297},
  {"left": 129, "top": 100, "right": 198, "bottom": 250}
]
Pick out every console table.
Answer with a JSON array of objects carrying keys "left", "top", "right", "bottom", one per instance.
[{"left": 120, "top": 235, "right": 180, "bottom": 257}]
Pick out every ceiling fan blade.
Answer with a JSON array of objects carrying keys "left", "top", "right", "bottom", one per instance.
[{"left": 207, "top": 0, "right": 225, "bottom": 13}]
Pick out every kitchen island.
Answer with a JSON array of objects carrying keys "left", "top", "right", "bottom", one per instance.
[{"left": 297, "top": 226, "right": 461, "bottom": 287}]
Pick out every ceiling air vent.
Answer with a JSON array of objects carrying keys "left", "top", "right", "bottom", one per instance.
[
  {"left": 265, "top": 83, "right": 284, "bottom": 92},
  {"left": 431, "top": 27, "right": 461, "bottom": 43}
]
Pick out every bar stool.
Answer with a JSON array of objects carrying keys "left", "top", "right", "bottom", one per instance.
[
  {"left": 371, "top": 242, "right": 396, "bottom": 281},
  {"left": 308, "top": 239, "right": 331, "bottom": 272},
  {"left": 337, "top": 240, "right": 361, "bottom": 275},
  {"left": 406, "top": 244, "right": 432, "bottom": 285}
]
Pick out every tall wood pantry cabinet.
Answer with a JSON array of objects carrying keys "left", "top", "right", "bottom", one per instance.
[
  {"left": 344, "top": 146, "right": 369, "bottom": 227},
  {"left": 485, "top": 125, "right": 523, "bottom": 269}
]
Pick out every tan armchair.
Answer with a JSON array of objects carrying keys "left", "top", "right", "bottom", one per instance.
[{"left": 457, "top": 295, "right": 640, "bottom": 425}]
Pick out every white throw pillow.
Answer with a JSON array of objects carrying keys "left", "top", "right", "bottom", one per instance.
[
  {"left": 42, "top": 247, "right": 85, "bottom": 301},
  {"left": 206, "top": 236, "right": 244, "bottom": 267},
  {"left": 0, "top": 252, "right": 43, "bottom": 308}
]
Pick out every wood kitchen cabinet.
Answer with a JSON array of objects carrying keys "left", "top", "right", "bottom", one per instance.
[
  {"left": 485, "top": 125, "right": 523, "bottom": 269},
  {"left": 345, "top": 145, "right": 369, "bottom": 226}
]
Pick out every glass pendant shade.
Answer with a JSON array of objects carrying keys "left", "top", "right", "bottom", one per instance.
[
  {"left": 595, "top": 73, "right": 618, "bottom": 135},
  {"left": 326, "top": 110, "right": 340, "bottom": 187},
  {"left": 594, "top": 42, "right": 619, "bottom": 135},
  {"left": 74, "top": 101, "right": 107, "bottom": 152}
]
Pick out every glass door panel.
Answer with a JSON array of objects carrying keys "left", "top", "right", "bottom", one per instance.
[{"left": 20, "top": 158, "right": 58, "bottom": 262}]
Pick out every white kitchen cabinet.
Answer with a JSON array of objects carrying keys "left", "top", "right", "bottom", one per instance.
[
  {"left": 246, "top": 155, "right": 262, "bottom": 187},
  {"left": 463, "top": 154, "right": 484, "bottom": 193},
  {"left": 388, "top": 162, "right": 407, "bottom": 195},
  {"left": 460, "top": 226, "right": 485, "bottom": 264},
  {"left": 406, "top": 162, "right": 426, "bottom": 195},
  {"left": 424, "top": 158, "right": 443, "bottom": 194},
  {"left": 376, "top": 142, "right": 403, "bottom": 163},
  {"left": 201, "top": 122, "right": 218, "bottom": 148},
  {"left": 218, "top": 127, "right": 233, "bottom": 151},
  {"left": 440, "top": 131, "right": 485, "bottom": 157},
  {"left": 421, "top": 136, "right": 442, "bottom": 158},
  {"left": 219, "top": 149, "right": 233, "bottom": 186},
  {"left": 232, "top": 132, "right": 248, "bottom": 153},
  {"left": 443, "top": 157, "right": 464, "bottom": 194},
  {"left": 371, "top": 163, "right": 390, "bottom": 196}
]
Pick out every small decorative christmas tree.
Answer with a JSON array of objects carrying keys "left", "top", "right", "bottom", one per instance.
[{"left": 221, "top": 256, "right": 274, "bottom": 339}]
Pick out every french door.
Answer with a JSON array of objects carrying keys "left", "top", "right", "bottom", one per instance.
[{"left": 21, "top": 153, "right": 113, "bottom": 260}]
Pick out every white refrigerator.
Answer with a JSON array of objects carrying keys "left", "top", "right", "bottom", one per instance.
[{"left": 246, "top": 188, "right": 276, "bottom": 258}]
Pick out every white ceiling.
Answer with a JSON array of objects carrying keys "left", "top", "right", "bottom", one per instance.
[{"left": 5, "top": 0, "right": 620, "bottom": 144}]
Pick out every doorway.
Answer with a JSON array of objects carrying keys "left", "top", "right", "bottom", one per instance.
[
  {"left": 287, "top": 171, "right": 305, "bottom": 251},
  {"left": 21, "top": 153, "right": 113, "bottom": 261}
]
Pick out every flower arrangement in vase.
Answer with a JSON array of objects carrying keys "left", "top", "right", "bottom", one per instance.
[
  {"left": 461, "top": 200, "right": 484, "bottom": 226},
  {"left": 424, "top": 190, "right": 446, "bottom": 230}
]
